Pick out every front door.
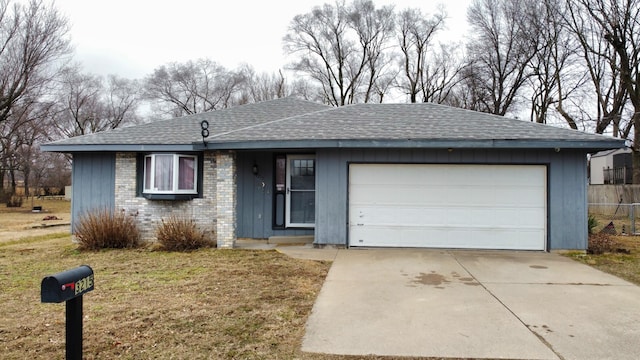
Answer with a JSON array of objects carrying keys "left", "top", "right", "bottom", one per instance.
[{"left": 286, "top": 155, "right": 316, "bottom": 228}]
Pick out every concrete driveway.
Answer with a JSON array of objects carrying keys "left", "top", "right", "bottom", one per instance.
[{"left": 302, "top": 249, "right": 640, "bottom": 359}]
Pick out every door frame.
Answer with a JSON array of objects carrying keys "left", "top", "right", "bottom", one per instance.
[{"left": 285, "top": 154, "right": 316, "bottom": 228}]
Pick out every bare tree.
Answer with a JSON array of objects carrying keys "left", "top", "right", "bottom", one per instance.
[
  {"left": 30, "top": 149, "right": 70, "bottom": 197},
  {"left": 13, "top": 116, "right": 41, "bottom": 196},
  {"left": 238, "top": 66, "right": 288, "bottom": 103},
  {"left": 0, "top": 0, "right": 70, "bottom": 194},
  {"left": 0, "top": 98, "right": 53, "bottom": 195},
  {"left": 53, "top": 66, "right": 102, "bottom": 137},
  {"left": 52, "top": 65, "right": 140, "bottom": 138},
  {"left": 105, "top": 74, "right": 141, "bottom": 128},
  {"left": 419, "top": 43, "right": 467, "bottom": 105},
  {"left": 347, "top": 0, "right": 396, "bottom": 103},
  {"left": 396, "top": 7, "right": 446, "bottom": 103},
  {"left": 144, "top": 59, "right": 246, "bottom": 117},
  {"left": 283, "top": 0, "right": 396, "bottom": 106},
  {"left": 0, "top": 0, "right": 71, "bottom": 126},
  {"left": 568, "top": 0, "right": 640, "bottom": 180},
  {"left": 523, "top": 0, "right": 586, "bottom": 128},
  {"left": 284, "top": 1, "right": 362, "bottom": 106},
  {"left": 464, "top": 0, "right": 540, "bottom": 116},
  {"left": 561, "top": 0, "right": 629, "bottom": 135}
]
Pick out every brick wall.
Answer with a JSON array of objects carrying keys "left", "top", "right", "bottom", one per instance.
[
  {"left": 215, "top": 151, "right": 237, "bottom": 248},
  {"left": 114, "top": 152, "right": 220, "bottom": 243}
]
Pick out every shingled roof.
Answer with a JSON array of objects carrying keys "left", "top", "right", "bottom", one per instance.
[
  {"left": 42, "top": 97, "right": 624, "bottom": 152},
  {"left": 41, "top": 97, "right": 330, "bottom": 151}
]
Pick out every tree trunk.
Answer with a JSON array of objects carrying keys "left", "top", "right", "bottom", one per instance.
[
  {"left": 8, "top": 169, "right": 16, "bottom": 195},
  {"left": 23, "top": 168, "right": 30, "bottom": 197},
  {"left": 633, "top": 112, "right": 640, "bottom": 184}
]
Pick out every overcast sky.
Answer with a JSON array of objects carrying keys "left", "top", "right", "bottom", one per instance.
[{"left": 47, "top": 0, "right": 472, "bottom": 79}]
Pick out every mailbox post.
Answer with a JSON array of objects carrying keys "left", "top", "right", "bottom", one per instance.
[{"left": 41, "top": 265, "right": 94, "bottom": 360}]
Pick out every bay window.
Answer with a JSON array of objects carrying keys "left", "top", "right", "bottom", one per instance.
[{"left": 143, "top": 154, "right": 198, "bottom": 194}]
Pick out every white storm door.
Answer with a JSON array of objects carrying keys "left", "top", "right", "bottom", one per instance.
[{"left": 286, "top": 155, "right": 316, "bottom": 228}]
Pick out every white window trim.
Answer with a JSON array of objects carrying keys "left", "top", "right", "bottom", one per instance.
[
  {"left": 285, "top": 154, "right": 316, "bottom": 228},
  {"left": 143, "top": 154, "right": 198, "bottom": 194}
]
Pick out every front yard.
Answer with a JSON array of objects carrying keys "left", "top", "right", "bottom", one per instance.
[{"left": 1, "top": 235, "right": 335, "bottom": 359}]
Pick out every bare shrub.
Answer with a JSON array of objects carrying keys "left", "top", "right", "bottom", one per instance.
[
  {"left": 587, "top": 233, "right": 617, "bottom": 255},
  {"left": 6, "top": 196, "right": 23, "bottom": 208},
  {"left": 156, "top": 215, "right": 215, "bottom": 251},
  {"left": 75, "top": 209, "right": 141, "bottom": 250}
]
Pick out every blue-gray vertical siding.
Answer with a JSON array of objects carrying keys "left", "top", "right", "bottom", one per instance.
[
  {"left": 236, "top": 151, "right": 314, "bottom": 238},
  {"left": 71, "top": 153, "right": 115, "bottom": 231},
  {"left": 315, "top": 148, "right": 588, "bottom": 250},
  {"left": 68, "top": 148, "right": 589, "bottom": 249}
]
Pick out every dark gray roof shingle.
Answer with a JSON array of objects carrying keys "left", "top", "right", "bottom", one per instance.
[
  {"left": 209, "top": 103, "right": 617, "bottom": 142},
  {"left": 42, "top": 97, "right": 331, "bottom": 147},
  {"left": 42, "top": 98, "right": 624, "bottom": 152}
]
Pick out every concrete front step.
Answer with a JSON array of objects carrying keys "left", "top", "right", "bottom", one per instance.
[{"left": 268, "top": 235, "right": 314, "bottom": 245}]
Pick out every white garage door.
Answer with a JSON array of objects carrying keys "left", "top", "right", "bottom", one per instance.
[{"left": 349, "top": 164, "right": 546, "bottom": 250}]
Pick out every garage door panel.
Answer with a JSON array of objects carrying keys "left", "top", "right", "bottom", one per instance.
[
  {"left": 352, "top": 216, "right": 544, "bottom": 232},
  {"left": 353, "top": 206, "right": 544, "bottom": 230},
  {"left": 472, "top": 208, "right": 545, "bottom": 227},
  {"left": 353, "top": 186, "right": 544, "bottom": 207},
  {"left": 348, "top": 164, "right": 547, "bottom": 250},
  {"left": 351, "top": 206, "right": 446, "bottom": 225},
  {"left": 500, "top": 188, "right": 545, "bottom": 205},
  {"left": 467, "top": 188, "right": 499, "bottom": 203},
  {"left": 350, "top": 165, "right": 433, "bottom": 185},
  {"left": 351, "top": 185, "right": 449, "bottom": 205},
  {"left": 350, "top": 226, "right": 545, "bottom": 250}
]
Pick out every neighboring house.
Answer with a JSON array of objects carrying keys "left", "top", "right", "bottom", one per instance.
[
  {"left": 42, "top": 97, "right": 624, "bottom": 251},
  {"left": 589, "top": 148, "right": 632, "bottom": 184}
]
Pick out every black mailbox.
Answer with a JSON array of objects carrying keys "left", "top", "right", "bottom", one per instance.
[{"left": 41, "top": 265, "right": 94, "bottom": 303}]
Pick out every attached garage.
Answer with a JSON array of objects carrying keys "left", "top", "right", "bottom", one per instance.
[{"left": 348, "top": 164, "right": 547, "bottom": 250}]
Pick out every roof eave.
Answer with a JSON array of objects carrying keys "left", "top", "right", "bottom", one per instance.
[
  {"left": 40, "top": 144, "right": 197, "bottom": 153},
  {"left": 40, "top": 138, "right": 625, "bottom": 153},
  {"left": 195, "top": 138, "right": 626, "bottom": 151}
]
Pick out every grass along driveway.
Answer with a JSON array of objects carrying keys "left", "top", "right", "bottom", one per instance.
[{"left": 566, "top": 235, "right": 640, "bottom": 286}]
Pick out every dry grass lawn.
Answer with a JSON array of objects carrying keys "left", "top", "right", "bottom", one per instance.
[
  {"left": 0, "top": 198, "right": 70, "bottom": 243},
  {"left": 566, "top": 234, "right": 640, "bottom": 286},
  {"left": 1, "top": 236, "right": 332, "bottom": 359}
]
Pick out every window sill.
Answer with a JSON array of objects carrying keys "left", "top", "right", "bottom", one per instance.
[{"left": 142, "top": 193, "right": 199, "bottom": 201}]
